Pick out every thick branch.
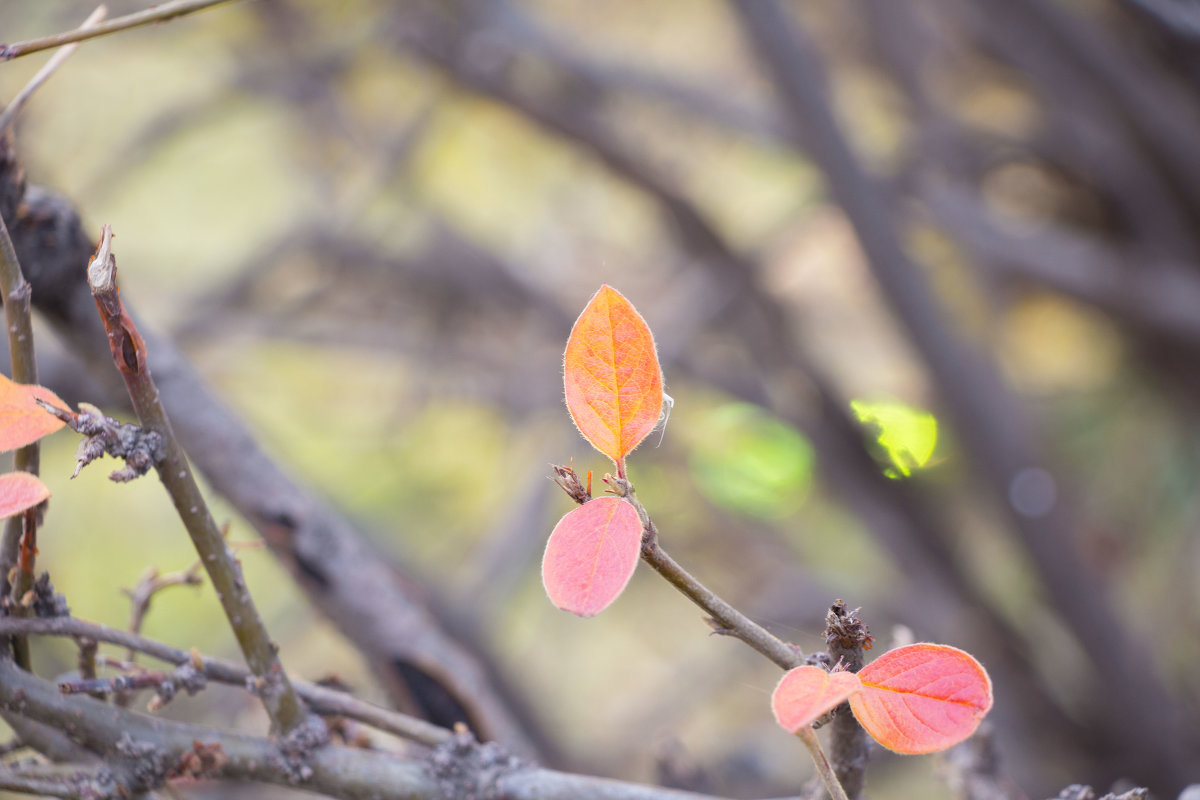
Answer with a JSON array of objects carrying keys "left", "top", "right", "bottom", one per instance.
[{"left": 0, "top": 656, "right": 734, "bottom": 800}]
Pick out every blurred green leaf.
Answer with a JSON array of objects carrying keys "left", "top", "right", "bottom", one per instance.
[
  {"left": 688, "top": 403, "right": 814, "bottom": 518},
  {"left": 849, "top": 399, "right": 938, "bottom": 478}
]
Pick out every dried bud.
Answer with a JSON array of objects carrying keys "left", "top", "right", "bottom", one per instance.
[{"left": 550, "top": 464, "right": 591, "bottom": 505}]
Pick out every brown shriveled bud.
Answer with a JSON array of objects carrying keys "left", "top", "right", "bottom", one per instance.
[{"left": 550, "top": 464, "right": 591, "bottom": 505}]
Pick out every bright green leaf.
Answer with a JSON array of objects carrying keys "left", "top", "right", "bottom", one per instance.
[{"left": 850, "top": 399, "right": 938, "bottom": 478}]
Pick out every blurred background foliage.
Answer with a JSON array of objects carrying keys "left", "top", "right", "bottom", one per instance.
[{"left": 2, "top": 1, "right": 1199, "bottom": 799}]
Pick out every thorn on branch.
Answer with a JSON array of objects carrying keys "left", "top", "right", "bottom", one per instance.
[{"left": 37, "top": 399, "right": 164, "bottom": 481}]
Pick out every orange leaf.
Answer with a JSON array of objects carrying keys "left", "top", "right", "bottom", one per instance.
[
  {"left": 0, "top": 374, "right": 67, "bottom": 452},
  {"left": 849, "top": 643, "right": 993, "bottom": 754},
  {"left": 0, "top": 471, "right": 50, "bottom": 518},
  {"left": 563, "top": 285, "right": 663, "bottom": 467},
  {"left": 542, "top": 496, "right": 642, "bottom": 617},
  {"left": 772, "top": 666, "right": 863, "bottom": 733}
]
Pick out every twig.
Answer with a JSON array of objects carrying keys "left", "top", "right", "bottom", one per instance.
[
  {"left": 122, "top": 561, "right": 203, "bottom": 662},
  {"left": 0, "top": 6, "right": 109, "bottom": 134},
  {"left": 60, "top": 660, "right": 207, "bottom": 712},
  {"left": 594, "top": 473, "right": 804, "bottom": 671},
  {"left": 796, "top": 727, "right": 851, "bottom": 800},
  {"left": 83, "top": 225, "right": 308, "bottom": 735},
  {"left": 0, "top": 0, "right": 237, "bottom": 61},
  {"left": 0, "top": 202, "right": 41, "bottom": 671},
  {"left": 0, "top": 615, "right": 451, "bottom": 748}
]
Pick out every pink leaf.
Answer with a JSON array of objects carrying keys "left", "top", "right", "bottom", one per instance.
[
  {"left": 542, "top": 496, "right": 642, "bottom": 617},
  {"left": 850, "top": 643, "right": 993, "bottom": 754},
  {"left": 0, "top": 472, "right": 50, "bottom": 519},
  {"left": 0, "top": 374, "right": 67, "bottom": 452},
  {"left": 772, "top": 666, "right": 863, "bottom": 733}
]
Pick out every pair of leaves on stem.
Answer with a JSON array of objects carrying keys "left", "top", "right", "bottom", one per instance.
[
  {"left": 544, "top": 286, "right": 663, "bottom": 617},
  {"left": 772, "top": 643, "right": 993, "bottom": 754},
  {"left": 0, "top": 373, "right": 67, "bottom": 518}
]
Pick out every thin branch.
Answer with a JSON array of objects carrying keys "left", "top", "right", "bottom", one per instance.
[
  {"left": 0, "top": 615, "right": 452, "bottom": 748},
  {"left": 0, "top": 6, "right": 109, "bottom": 134},
  {"left": 122, "top": 561, "right": 203, "bottom": 662},
  {"left": 0, "top": 0, "right": 238, "bottom": 61},
  {"left": 796, "top": 728, "right": 851, "bottom": 800},
  {"left": 594, "top": 473, "right": 803, "bottom": 671},
  {"left": 0, "top": 199, "right": 41, "bottom": 670},
  {"left": 83, "top": 225, "right": 308, "bottom": 735}
]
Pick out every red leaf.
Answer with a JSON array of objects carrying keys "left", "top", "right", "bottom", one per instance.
[
  {"left": 772, "top": 666, "right": 863, "bottom": 733},
  {"left": 542, "top": 496, "right": 642, "bottom": 617},
  {"left": 0, "top": 374, "right": 67, "bottom": 452},
  {"left": 563, "top": 285, "right": 663, "bottom": 467},
  {"left": 0, "top": 472, "right": 50, "bottom": 518},
  {"left": 849, "top": 643, "right": 993, "bottom": 754}
]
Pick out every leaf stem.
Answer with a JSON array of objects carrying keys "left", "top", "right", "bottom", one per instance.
[
  {"left": 0, "top": 0, "right": 237, "bottom": 60},
  {"left": 84, "top": 225, "right": 309, "bottom": 735},
  {"left": 796, "top": 726, "right": 851, "bottom": 800}
]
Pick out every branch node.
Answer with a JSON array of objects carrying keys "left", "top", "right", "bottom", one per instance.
[
  {"left": 428, "top": 728, "right": 526, "bottom": 800},
  {"left": 278, "top": 713, "right": 329, "bottom": 783}
]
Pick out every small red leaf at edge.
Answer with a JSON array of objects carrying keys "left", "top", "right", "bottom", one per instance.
[
  {"left": 542, "top": 496, "right": 642, "bottom": 617},
  {"left": 0, "top": 374, "right": 67, "bottom": 452},
  {"left": 0, "top": 472, "right": 50, "bottom": 519},
  {"left": 563, "top": 285, "right": 663, "bottom": 466},
  {"left": 772, "top": 666, "right": 863, "bottom": 734},
  {"left": 849, "top": 643, "right": 993, "bottom": 754}
]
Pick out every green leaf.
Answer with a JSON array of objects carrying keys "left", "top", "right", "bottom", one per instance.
[{"left": 850, "top": 399, "right": 938, "bottom": 478}]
